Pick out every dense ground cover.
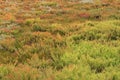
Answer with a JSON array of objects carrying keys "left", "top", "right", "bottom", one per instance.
[{"left": 0, "top": 0, "right": 120, "bottom": 80}]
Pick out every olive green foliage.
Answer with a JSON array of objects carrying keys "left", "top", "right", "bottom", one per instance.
[{"left": 0, "top": 0, "right": 120, "bottom": 80}]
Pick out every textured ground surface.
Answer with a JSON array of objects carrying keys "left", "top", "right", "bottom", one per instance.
[{"left": 0, "top": 0, "right": 120, "bottom": 80}]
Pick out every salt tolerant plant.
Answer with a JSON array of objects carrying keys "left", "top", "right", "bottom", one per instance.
[
  {"left": 0, "top": 66, "right": 11, "bottom": 79},
  {"left": 0, "top": 37, "right": 16, "bottom": 53},
  {"left": 32, "top": 24, "right": 47, "bottom": 32},
  {"left": 24, "top": 18, "right": 41, "bottom": 26},
  {"left": 0, "top": 64, "right": 42, "bottom": 80},
  {"left": 49, "top": 23, "right": 67, "bottom": 36},
  {"left": 54, "top": 60, "right": 92, "bottom": 80},
  {"left": 40, "top": 1, "right": 58, "bottom": 7},
  {"left": 69, "top": 20, "right": 120, "bottom": 42}
]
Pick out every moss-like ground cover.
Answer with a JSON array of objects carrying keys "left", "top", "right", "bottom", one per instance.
[{"left": 0, "top": 0, "right": 120, "bottom": 80}]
